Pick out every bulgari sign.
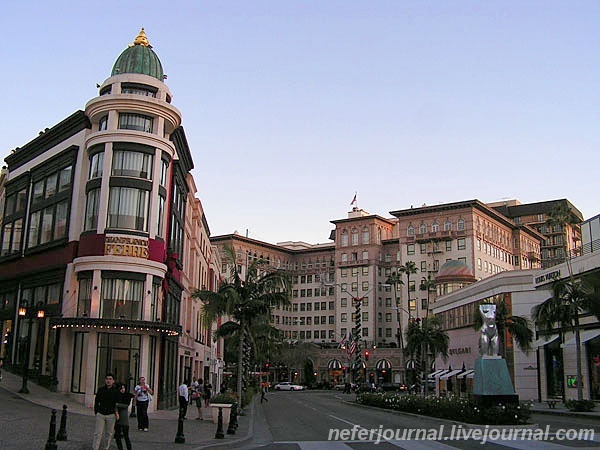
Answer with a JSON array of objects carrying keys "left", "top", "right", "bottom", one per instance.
[
  {"left": 104, "top": 236, "right": 149, "bottom": 259},
  {"left": 448, "top": 347, "right": 471, "bottom": 355}
]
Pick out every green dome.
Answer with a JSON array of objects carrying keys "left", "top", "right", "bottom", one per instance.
[{"left": 111, "top": 29, "right": 164, "bottom": 81}]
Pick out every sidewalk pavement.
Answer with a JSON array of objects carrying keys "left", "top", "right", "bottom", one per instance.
[
  {"left": 527, "top": 399, "right": 600, "bottom": 420},
  {"left": 0, "top": 369, "right": 256, "bottom": 449}
]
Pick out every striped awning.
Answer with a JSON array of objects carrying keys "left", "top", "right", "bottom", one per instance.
[
  {"left": 457, "top": 369, "right": 474, "bottom": 379},
  {"left": 440, "top": 369, "right": 463, "bottom": 380},
  {"left": 376, "top": 359, "right": 392, "bottom": 370},
  {"left": 428, "top": 369, "right": 445, "bottom": 378},
  {"left": 328, "top": 359, "right": 343, "bottom": 370}
]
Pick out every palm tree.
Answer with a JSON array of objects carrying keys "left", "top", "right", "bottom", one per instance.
[
  {"left": 546, "top": 202, "right": 580, "bottom": 267},
  {"left": 419, "top": 273, "right": 436, "bottom": 317},
  {"left": 399, "top": 261, "right": 418, "bottom": 317},
  {"left": 532, "top": 274, "right": 600, "bottom": 400},
  {"left": 405, "top": 316, "right": 449, "bottom": 396},
  {"left": 385, "top": 271, "right": 404, "bottom": 349},
  {"left": 193, "top": 245, "right": 291, "bottom": 407},
  {"left": 472, "top": 299, "right": 533, "bottom": 358}
]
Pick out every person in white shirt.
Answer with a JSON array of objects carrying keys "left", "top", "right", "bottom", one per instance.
[
  {"left": 178, "top": 380, "right": 189, "bottom": 419},
  {"left": 134, "top": 377, "right": 152, "bottom": 431}
]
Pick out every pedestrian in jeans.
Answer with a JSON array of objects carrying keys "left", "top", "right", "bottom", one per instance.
[
  {"left": 178, "top": 379, "right": 189, "bottom": 419},
  {"left": 93, "top": 373, "right": 119, "bottom": 450},
  {"left": 134, "top": 376, "right": 152, "bottom": 431},
  {"left": 115, "top": 383, "right": 134, "bottom": 450},
  {"left": 194, "top": 379, "right": 204, "bottom": 420}
]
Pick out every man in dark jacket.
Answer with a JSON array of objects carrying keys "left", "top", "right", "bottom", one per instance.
[{"left": 93, "top": 373, "right": 119, "bottom": 450}]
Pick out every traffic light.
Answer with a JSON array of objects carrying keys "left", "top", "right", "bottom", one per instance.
[
  {"left": 364, "top": 350, "right": 370, "bottom": 361},
  {"left": 265, "top": 362, "right": 270, "bottom": 370}
]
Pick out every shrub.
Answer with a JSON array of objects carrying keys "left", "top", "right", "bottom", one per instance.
[
  {"left": 356, "top": 393, "right": 531, "bottom": 425},
  {"left": 211, "top": 393, "right": 237, "bottom": 404},
  {"left": 564, "top": 399, "right": 596, "bottom": 412}
]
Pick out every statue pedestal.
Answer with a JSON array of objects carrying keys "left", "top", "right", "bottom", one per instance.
[{"left": 473, "top": 357, "right": 518, "bottom": 406}]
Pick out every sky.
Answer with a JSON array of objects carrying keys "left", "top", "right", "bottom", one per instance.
[{"left": 2, "top": 1, "right": 599, "bottom": 245}]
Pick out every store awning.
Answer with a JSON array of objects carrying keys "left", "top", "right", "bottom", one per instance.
[
  {"left": 466, "top": 371, "right": 475, "bottom": 379},
  {"left": 376, "top": 359, "right": 392, "bottom": 370},
  {"left": 561, "top": 329, "right": 600, "bottom": 348},
  {"left": 533, "top": 334, "right": 559, "bottom": 347},
  {"left": 433, "top": 370, "right": 450, "bottom": 378},
  {"left": 457, "top": 369, "right": 474, "bottom": 379},
  {"left": 328, "top": 359, "right": 343, "bottom": 370},
  {"left": 440, "top": 369, "right": 463, "bottom": 380},
  {"left": 428, "top": 369, "right": 446, "bottom": 378}
]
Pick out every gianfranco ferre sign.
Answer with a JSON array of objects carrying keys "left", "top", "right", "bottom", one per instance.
[
  {"left": 104, "top": 236, "right": 149, "bottom": 259},
  {"left": 534, "top": 269, "right": 561, "bottom": 286},
  {"left": 448, "top": 347, "right": 471, "bottom": 355}
]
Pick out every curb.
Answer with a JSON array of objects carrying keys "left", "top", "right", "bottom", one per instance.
[
  {"left": 529, "top": 408, "right": 600, "bottom": 421},
  {"left": 192, "top": 395, "right": 257, "bottom": 449}
]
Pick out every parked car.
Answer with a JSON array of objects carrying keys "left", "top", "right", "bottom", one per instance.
[{"left": 273, "top": 382, "right": 305, "bottom": 391}]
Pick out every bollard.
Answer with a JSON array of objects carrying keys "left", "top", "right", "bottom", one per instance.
[
  {"left": 174, "top": 410, "right": 185, "bottom": 444},
  {"left": 227, "top": 406, "right": 237, "bottom": 435},
  {"left": 214, "top": 407, "right": 224, "bottom": 439},
  {"left": 44, "top": 409, "right": 58, "bottom": 450},
  {"left": 231, "top": 404, "right": 239, "bottom": 430},
  {"left": 56, "top": 404, "right": 68, "bottom": 441}
]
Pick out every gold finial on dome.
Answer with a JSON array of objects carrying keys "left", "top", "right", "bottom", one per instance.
[{"left": 131, "top": 27, "right": 152, "bottom": 48}]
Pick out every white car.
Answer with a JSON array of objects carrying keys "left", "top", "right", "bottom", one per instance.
[{"left": 273, "top": 382, "right": 305, "bottom": 391}]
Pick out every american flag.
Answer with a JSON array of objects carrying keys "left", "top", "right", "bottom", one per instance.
[
  {"left": 346, "top": 333, "right": 357, "bottom": 358},
  {"left": 339, "top": 333, "right": 347, "bottom": 349}
]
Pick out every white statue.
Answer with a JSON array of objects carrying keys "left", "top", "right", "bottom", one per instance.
[{"left": 479, "top": 304, "right": 499, "bottom": 357}]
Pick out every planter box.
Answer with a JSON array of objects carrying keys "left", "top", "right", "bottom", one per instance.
[{"left": 211, "top": 403, "right": 233, "bottom": 427}]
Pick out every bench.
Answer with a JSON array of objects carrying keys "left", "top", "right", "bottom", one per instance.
[{"left": 546, "top": 400, "right": 558, "bottom": 409}]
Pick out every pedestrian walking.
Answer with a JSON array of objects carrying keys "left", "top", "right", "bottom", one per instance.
[
  {"left": 115, "top": 383, "right": 134, "bottom": 450},
  {"left": 92, "top": 373, "right": 119, "bottom": 450},
  {"left": 194, "top": 379, "right": 203, "bottom": 420},
  {"left": 203, "top": 381, "right": 212, "bottom": 408},
  {"left": 178, "top": 379, "right": 189, "bottom": 419},
  {"left": 134, "top": 376, "right": 152, "bottom": 431},
  {"left": 260, "top": 383, "right": 268, "bottom": 403}
]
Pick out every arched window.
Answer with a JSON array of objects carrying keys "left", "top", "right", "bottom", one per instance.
[
  {"left": 432, "top": 221, "right": 439, "bottom": 232},
  {"left": 351, "top": 228, "right": 359, "bottom": 245},
  {"left": 444, "top": 220, "right": 452, "bottom": 231},
  {"left": 419, "top": 223, "right": 427, "bottom": 234},
  {"left": 407, "top": 225, "right": 415, "bottom": 236},
  {"left": 457, "top": 219, "right": 465, "bottom": 231}
]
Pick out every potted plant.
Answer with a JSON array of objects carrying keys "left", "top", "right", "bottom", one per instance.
[{"left": 210, "top": 394, "right": 237, "bottom": 426}]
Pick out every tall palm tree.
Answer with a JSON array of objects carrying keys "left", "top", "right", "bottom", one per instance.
[
  {"left": 472, "top": 299, "right": 533, "bottom": 358},
  {"left": 532, "top": 274, "right": 600, "bottom": 400},
  {"left": 399, "top": 261, "right": 418, "bottom": 317},
  {"left": 193, "top": 245, "right": 291, "bottom": 406},
  {"left": 385, "top": 271, "right": 404, "bottom": 349},
  {"left": 419, "top": 273, "right": 436, "bottom": 317},
  {"left": 546, "top": 202, "right": 580, "bottom": 267},
  {"left": 405, "top": 316, "right": 449, "bottom": 395}
]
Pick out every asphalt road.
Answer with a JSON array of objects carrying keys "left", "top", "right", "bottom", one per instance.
[{"left": 241, "top": 390, "right": 600, "bottom": 450}]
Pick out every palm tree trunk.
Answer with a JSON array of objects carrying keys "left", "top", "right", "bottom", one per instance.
[
  {"left": 574, "top": 320, "right": 583, "bottom": 401},
  {"left": 237, "top": 328, "right": 244, "bottom": 409}
]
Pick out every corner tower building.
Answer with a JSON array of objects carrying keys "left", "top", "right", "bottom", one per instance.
[{"left": 0, "top": 29, "right": 195, "bottom": 410}]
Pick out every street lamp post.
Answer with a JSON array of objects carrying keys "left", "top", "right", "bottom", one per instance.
[{"left": 17, "top": 302, "right": 44, "bottom": 394}]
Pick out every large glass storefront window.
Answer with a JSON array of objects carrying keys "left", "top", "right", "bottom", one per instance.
[
  {"left": 96, "top": 333, "right": 141, "bottom": 391},
  {"left": 588, "top": 336, "right": 600, "bottom": 400},
  {"left": 545, "top": 340, "right": 564, "bottom": 398},
  {"left": 71, "top": 332, "right": 88, "bottom": 393},
  {"left": 101, "top": 278, "right": 144, "bottom": 320}
]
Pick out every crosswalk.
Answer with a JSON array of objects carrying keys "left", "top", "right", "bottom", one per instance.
[{"left": 265, "top": 434, "right": 600, "bottom": 450}]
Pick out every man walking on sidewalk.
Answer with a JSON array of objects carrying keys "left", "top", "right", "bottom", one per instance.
[
  {"left": 178, "top": 379, "right": 189, "bottom": 419},
  {"left": 93, "top": 373, "right": 119, "bottom": 450}
]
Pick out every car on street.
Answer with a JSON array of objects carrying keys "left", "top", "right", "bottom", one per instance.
[{"left": 273, "top": 382, "right": 305, "bottom": 391}]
